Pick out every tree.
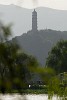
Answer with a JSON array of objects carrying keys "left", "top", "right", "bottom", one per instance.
[
  {"left": 0, "top": 22, "right": 39, "bottom": 93},
  {"left": 46, "top": 40, "right": 67, "bottom": 74}
]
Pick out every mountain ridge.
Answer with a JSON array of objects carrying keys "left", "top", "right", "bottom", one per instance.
[
  {"left": 1, "top": 4, "right": 67, "bottom": 11},
  {"left": 0, "top": 5, "right": 67, "bottom": 37}
]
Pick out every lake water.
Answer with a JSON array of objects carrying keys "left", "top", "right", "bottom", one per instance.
[{"left": 0, "top": 94, "right": 58, "bottom": 100}]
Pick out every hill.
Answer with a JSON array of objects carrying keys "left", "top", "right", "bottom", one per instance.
[{"left": 12, "top": 29, "right": 67, "bottom": 65}]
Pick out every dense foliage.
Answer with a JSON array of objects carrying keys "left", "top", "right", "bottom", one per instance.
[
  {"left": 45, "top": 40, "right": 67, "bottom": 99},
  {"left": 46, "top": 40, "right": 67, "bottom": 74},
  {"left": 0, "top": 22, "right": 38, "bottom": 93}
]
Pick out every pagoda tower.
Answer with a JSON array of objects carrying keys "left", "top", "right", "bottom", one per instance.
[{"left": 32, "top": 9, "right": 37, "bottom": 32}]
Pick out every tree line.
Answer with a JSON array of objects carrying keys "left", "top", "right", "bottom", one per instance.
[{"left": 0, "top": 22, "right": 67, "bottom": 99}]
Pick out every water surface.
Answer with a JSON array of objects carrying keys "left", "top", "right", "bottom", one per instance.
[{"left": 0, "top": 94, "right": 58, "bottom": 100}]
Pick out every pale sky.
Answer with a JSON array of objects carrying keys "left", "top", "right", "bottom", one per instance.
[{"left": 0, "top": 0, "right": 67, "bottom": 10}]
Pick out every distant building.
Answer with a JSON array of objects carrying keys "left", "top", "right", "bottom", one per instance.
[{"left": 32, "top": 9, "right": 38, "bottom": 32}]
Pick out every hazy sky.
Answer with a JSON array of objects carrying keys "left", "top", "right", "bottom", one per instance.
[{"left": 0, "top": 0, "right": 67, "bottom": 10}]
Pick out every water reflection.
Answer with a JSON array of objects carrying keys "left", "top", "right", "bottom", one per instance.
[
  {"left": 0, "top": 94, "right": 57, "bottom": 100},
  {"left": 0, "top": 94, "right": 27, "bottom": 100}
]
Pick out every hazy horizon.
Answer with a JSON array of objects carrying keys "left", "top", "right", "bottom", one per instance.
[{"left": 0, "top": 0, "right": 67, "bottom": 10}]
